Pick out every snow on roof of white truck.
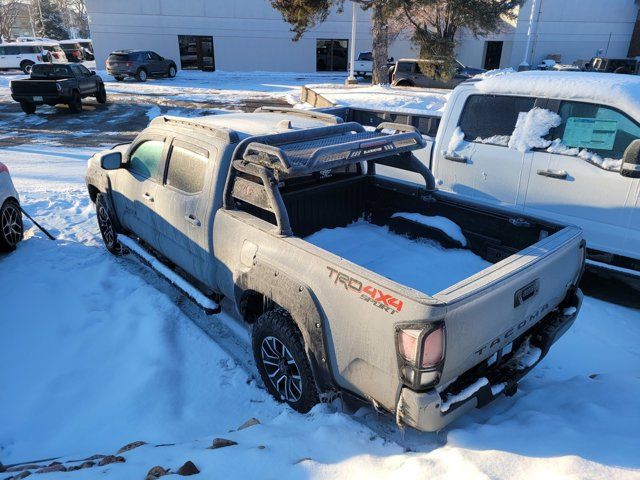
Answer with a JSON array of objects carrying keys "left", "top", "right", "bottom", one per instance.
[{"left": 474, "top": 70, "right": 640, "bottom": 119}]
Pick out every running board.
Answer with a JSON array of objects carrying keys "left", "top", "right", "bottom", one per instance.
[{"left": 118, "top": 235, "right": 221, "bottom": 314}]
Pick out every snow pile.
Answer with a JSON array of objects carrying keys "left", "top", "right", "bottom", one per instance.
[
  {"left": 507, "top": 107, "right": 561, "bottom": 152},
  {"left": 305, "top": 84, "right": 449, "bottom": 116},
  {"left": 476, "top": 70, "right": 640, "bottom": 120},
  {"left": 545, "top": 139, "right": 623, "bottom": 171},
  {"left": 447, "top": 126, "right": 466, "bottom": 153},
  {"left": 474, "top": 134, "right": 510, "bottom": 146},
  {"left": 305, "top": 219, "right": 489, "bottom": 295},
  {"left": 472, "top": 68, "right": 515, "bottom": 80},
  {"left": 440, "top": 378, "right": 489, "bottom": 413},
  {"left": 391, "top": 212, "right": 468, "bottom": 246}
]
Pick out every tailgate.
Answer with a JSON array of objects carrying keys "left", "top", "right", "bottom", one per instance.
[
  {"left": 11, "top": 80, "right": 60, "bottom": 96},
  {"left": 433, "top": 225, "right": 583, "bottom": 383}
]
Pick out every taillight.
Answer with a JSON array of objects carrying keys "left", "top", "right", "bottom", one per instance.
[
  {"left": 397, "top": 324, "right": 445, "bottom": 388},
  {"left": 53, "top": 52, "right": 60, "bottom": 58},
  {"left": 72, "top": 51, "right": 79, "bottom": 58}
]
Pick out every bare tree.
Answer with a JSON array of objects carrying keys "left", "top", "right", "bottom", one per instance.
[
  {"left": 0, "top": 0, "right": 24, "bottom": 41},
  {"left": 398, "top": 0, "right": 523, "bottom": 80}
]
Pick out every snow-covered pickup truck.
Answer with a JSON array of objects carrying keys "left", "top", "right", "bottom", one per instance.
[
  {"left": 85, "top": 110, "right": 584, "bottom": 431},
  {"left": 405, "top": 71, "right": 640, "bottom": 282}
]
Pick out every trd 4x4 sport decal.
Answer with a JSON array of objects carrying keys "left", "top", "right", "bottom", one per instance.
[{"left": 326, "top": 266, "right": 403, "bottom": 315}]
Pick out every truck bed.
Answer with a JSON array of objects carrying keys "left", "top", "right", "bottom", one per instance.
[{"left": 306, "top": 217, "right": 491, "bottom": 295}]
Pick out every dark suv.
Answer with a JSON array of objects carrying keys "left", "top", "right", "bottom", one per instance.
[
  {"left": 106, "top": 50, "right": 177, "bottom": 82},
  {"left": 392, "top": 59, "right": 485, "bottom": 89}
]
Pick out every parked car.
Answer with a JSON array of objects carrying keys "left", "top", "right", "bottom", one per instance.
[
  {"left": 75, "top": 38, "right": 94, "bottom": 61},
  {"left": 388, "top": 71, "right": 639, "bottom": 281},
  {"left": 86, "top": 109, "right": 584, "bottom": 432},
  {"left": 585, "top": 57, "right": 637, "bottom": 74},
  {"left": 106, "top": 50, "right": 177, "bottom": 82},
  {"left": 353, "top": 51, "right": 372, "bottom": 77},
  {"left": 0, "top": 41, "right": 66, "bottom": 74},
  {"left": 0, "top": 162, "right": 23, "bottom": 252},
  {"left": 392, "top": 58, "right": 486, "bottom": 89},
  {"left": 10, "top": 63, "right": 106, "bottom": 114},
  {"left": 59, "top": 40, "right": 86, "bottom": 63}
]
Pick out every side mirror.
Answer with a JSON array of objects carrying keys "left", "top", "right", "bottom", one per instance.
[
  {"left": 101, "top": 151, "right": 122, "bottom": 170},
  {"left": 621, "top": 140, "right": 640, "bottom": 178}
]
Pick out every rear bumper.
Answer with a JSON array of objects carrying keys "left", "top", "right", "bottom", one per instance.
[
  {"left": 107, "top": 67, "right": 135, "bottom": 77},
  {"left": 11, "top": 94, "right": 69, "bottom": 105},
  {"left": 398, "top": 288, "right": 583, "bottom": 432}
]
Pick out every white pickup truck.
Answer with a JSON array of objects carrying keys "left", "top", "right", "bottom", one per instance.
[{"left": 391, "top": 71, "right": 640, "bottom": 282}]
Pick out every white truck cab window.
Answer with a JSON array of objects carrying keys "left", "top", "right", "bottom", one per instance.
[
  {"left": 551, "top": 102, "right": 640, "bottom": 162},
  {"left": 165, "top": 145, "right": 207, "bottom": 193},
  {"left": 129, "top": 140, "right": 164, "bottom": 179}
]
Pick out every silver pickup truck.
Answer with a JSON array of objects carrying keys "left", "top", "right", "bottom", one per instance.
[{"left": 85, "top": 109, "right": 585, "bottom": 431}]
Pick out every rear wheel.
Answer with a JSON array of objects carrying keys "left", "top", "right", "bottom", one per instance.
[
  {"left": 135, "top": 68, "right": 147, "bottom": 82},
  {"left": 20, "top": 101, "right": 36, "bottom": 114},
  {"left": 252, "top": 309, "right": 319, "bottom": 413},
  {"left": 68, "top": 91, "right": 82, "bottom": 113},
  {"left": 96, "top": 84, "right": 107, "bottom": 104},
  {"left": 20, "top": 60, "right": 35, "bottom": 74},
  {"left": 168, "top": 65, "right": 177, "bottom": 78},
  {"left": 395, "top": 80, "right": 413, "bottom": 87},
  {"left": 95, "top": 193, "right": 122, "bottom": 255},
  {"left": 0, "top": 199, "right": 23, "bottom": 252}
]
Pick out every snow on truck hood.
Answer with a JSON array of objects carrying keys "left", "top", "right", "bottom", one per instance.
[{"left": 474, "top": 71, "right": 640, "bottom": 120}]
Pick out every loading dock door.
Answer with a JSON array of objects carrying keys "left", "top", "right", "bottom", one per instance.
[
  {"left": 316, "top": 39, "right": 349, "bottom": 71},
  {"left": 483, "top": 41, "right": 503, "bottom": 70}
]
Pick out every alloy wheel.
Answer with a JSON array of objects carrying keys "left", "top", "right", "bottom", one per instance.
[
  {"left": 1, "top": 203, "right": 22, "bottom": 247},
  {"left": 97, "top": 202, "right": 116, "bottom": 248},
  {"left": 260, "top": 336, "right": 303, "bottom": 402}
]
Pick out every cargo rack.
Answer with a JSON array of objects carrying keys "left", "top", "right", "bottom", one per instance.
[{"left": 224, "top": 121, "right": 434, "bottom": 236}]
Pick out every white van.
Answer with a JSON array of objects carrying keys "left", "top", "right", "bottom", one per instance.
[
  {"left": 427, "top": 71, "right": 639, "bottom": 279},
  {"left": 0, "top": 42, "right": 67, "bottom": 74}
]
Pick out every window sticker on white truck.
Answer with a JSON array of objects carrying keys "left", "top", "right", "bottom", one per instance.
[{"left": 563, "top": 117, "right": 618, "bottom": 150}]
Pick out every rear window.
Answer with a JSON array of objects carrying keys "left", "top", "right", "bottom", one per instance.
[
  {"left": 357, "top": 52, "right": 372, "bottom": 61},
  {"left": 108, "top": 53, "right": 129, "bottom": 61},
  {"left": 396, "top": 61, "right": 414, "bottom": 73},
  {"left": 459, "top": 94, "right": 536, "bottom": 143},
  {"left": 166, "top": 144, "right": 208, "bottom": 193},
  {"left": 31, "top": 64, "right": 72, "bottom": 78}
]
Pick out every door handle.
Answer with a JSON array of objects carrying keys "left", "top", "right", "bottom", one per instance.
[
  {"left": 537, "top": 169, "right": 568, "bottom": 180},
  {"left": 185, "top": 214, "right": 201, "bottom": 227},
  {"left": 142, "top": 192, "right": 154, "bottom": 202},
  {"left": 444, "top": 153, "right": 469, "bottom": 164}
]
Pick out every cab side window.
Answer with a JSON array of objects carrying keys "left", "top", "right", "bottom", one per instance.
[
  {"left": 551, "top": 101, "right": 640, "bottom": 160},
  {"left": 129, "top": 140, "right": 164, "bottom": 179},
  {"left": 459, "top": 95, "right": 536, "bottom": 146},
  {"left": 165, "top": 144, "right": 208, "bottom": 193}
]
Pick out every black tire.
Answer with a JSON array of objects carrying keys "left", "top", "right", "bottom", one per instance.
[
  {"left": 135, "top": 68, "right": 148, "bottom": 82},
  {"left": 395, "top": 80, "right": 413, "bottom": 87},
  {"left": 20, "top": 101, "right": 36, "bottom": 114},
  {"left": 167, "top": 64, "right": 177, "bottom": 78},
  {"left": 252, "top": 309, "right": 319, "bottom": 413},
  {"left": 20, "top": 60, "right": 35, "bottom": 75},
  {"left": 95, "top": 193, "right": 123, "bottom": 255},
  {"left": 0, "top": 199, "right": 23, "bottom": 252},
  {"left": 68, "top": 91, "right": 82, "bottom": 113},
  {"left": 114, "top": 76, "right": 124, "bottom": 82},
  {"left": 96, "top": 84, "right": 107, "bottom": 104}
]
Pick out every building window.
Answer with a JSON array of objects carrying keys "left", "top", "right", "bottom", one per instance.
[
  {"left": 178, "top": 35, "right": 215, "bottom": 71},
  {"left": 316, "top": 39, "right": 349, "bottom": 72},
  {"left": 483, "top": 41, "right": 503, "bottom": 70}
]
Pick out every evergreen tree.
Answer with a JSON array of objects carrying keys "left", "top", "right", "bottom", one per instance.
[
  {"left": 270, "top": 0, "right": 397, "bottom": 84},
  {"left": 32, "top": 0, "right": 68, "bottom": 39}
]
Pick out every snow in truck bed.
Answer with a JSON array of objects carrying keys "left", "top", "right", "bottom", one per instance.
[{"left": 305, "top": 218, "right": 491, "bottom": 295}]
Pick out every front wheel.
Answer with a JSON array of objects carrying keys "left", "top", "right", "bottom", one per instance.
[
  {"left": 168, "top": 65, "right": 177, "bottom": 78},
  {"left": 96, "top": 84, "right": 107, "bottom": 104},
  {"left": 95, "top": 193, "right": 122, "bottom": 255},
  {"left": 20, "top": 101, "right": 36, "bottom": 114},
  {"left": 68, "top": 91, "right": 82, "bottom": 113},
  {"left": 252, "top": 309, "right": 319, "bottom": 413},
  {"left": 0, "top": 199, "right": 23, "bottom": 252}
]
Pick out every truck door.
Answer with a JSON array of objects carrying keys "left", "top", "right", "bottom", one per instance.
[
  {"left": 72, "top": 64, "right": 94, "bottom": 95},
  {"left": 112, "top": 136, "right": 167, "bottom": 246},
  {"left": 434, "top": 93, "right": 536, "bottom": 209},
  {"left": 152, "top": 138, "right": 216, "bottom": 286},
  {"left": 525, "top": 100, "right": 640, "bottom": 259}
]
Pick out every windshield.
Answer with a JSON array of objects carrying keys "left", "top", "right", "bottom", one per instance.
[
  {"left": 31, "top": 64, "right": 72, "bottom": 79},
  {"left": 357, "top": 52, "right": 372, "bottom": 61}
]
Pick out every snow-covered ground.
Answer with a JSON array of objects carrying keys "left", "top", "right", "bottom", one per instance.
[
  {"left": 1, "top": 143, "right": 639, "bottom": 479},
  {"left": 303, "top": 84, "right": 449, "bottom": 116}
]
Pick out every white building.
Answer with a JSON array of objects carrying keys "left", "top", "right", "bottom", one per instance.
[{"left": 85, "top": 0, "right": 640, "bottom": 73}]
